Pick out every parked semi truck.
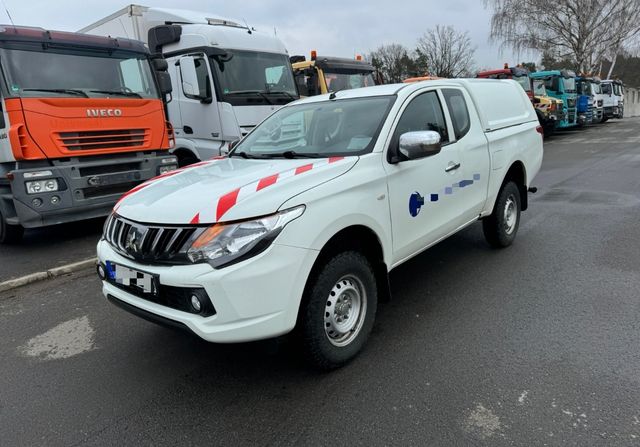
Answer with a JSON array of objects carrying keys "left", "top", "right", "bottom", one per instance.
[
  {"left": 530, "top": 70, "right": 578, "bottom": 129},
  {"left": 476, "top": 66, "right": 562, "bottom": 135},
  {"left": 0, "top": 25, "right": 175, "bottom": 244},
  {"left": 601, "top": 79, "right": 624, "bottom": 120},
  {"left": 291, "top": 52, "right": 379, "bottom": 96},
  {"left": 576, "top": 76, "right": 597, "bottom": 125},
  {"left": 81, "top": 5, "right": 299, "bottom": 166}
]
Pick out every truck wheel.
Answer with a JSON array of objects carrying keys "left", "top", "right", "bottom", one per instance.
[
  {"left": 0, "top": 213, "right": 24, "bottom": 244},
  {"left": 300, "top": 251, "right": 378, "bottom": 370},
  {"left": 176, "top": 151, "right": 199, "bottom": 167},
  {"left": 483, "top": 181, "right": 521, "bottom": 248}
]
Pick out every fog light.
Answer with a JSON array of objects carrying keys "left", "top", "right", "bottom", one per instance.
[
  {"left": 159, "top": 165, "right": 177, "bottom": 175},
  {"left": 32, "top": 198, "right": 43, "bottom": 207},
  {"left": 51, "top": 195, "right": 60, "bottom": 205},
  {"left": 190, "top": 295, "right": 202, "bottom": 312},
  {"left": 97, "top": 264, "right": 106, "bottom": 280}
]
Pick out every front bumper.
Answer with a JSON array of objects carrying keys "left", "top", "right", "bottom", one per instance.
[
  {"left": 8, "top": 152, "right": 175, "bottom": 228},
  {"left": 97, "top": 239, "right": 318, "bottom": 343}
]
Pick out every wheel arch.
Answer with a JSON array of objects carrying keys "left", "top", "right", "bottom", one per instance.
[
  {"left": 296, "top": 224, "right": 390, "bottom": 326},
  {"left": 503, "top": 160, "right": 528, "bottom": 211}
]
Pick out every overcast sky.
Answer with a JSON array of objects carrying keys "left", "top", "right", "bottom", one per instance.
[{"left": 0, "top": 0, "right": 536, "bottom": 70}]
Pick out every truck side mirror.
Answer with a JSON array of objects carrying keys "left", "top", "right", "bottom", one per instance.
[
  {"left": 398, "top": 131, "right": 441, "bottom": 160},
  {"left": 156, "top": 71, "right": 172, "bottom": 96}
]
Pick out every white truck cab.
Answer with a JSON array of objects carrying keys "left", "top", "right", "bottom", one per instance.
[
  {"left": 81, "top": 5, "right": 299, "bottom": 166},
  {"left": 97, "top": 79, "right": 543, "bottom": 369},
  {"left": 601, "top": 79, "right": 624, "bottom": 120}
]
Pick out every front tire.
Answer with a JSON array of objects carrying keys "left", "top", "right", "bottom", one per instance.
[
  {"left": 0, "top": 211, "right": 24, "bottom": 244},
  {"left": 300, "top": 251, "right": 378, "bottom": 370},
  {"left": 483, "top": 181, "right": 521, "bottom": 248}
]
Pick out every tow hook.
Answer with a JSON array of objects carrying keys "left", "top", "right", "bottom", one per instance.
[{"left": 528, "top": 186, "right": 538, "bottom": 193}]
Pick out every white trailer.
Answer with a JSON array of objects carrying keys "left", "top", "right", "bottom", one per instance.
[{"left": 80, "top": 5, "right": 299, "bottom": 165}]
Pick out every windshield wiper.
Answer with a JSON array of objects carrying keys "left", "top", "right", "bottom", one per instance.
[
  {"left": 22, "top": 88, "right": 89, "bottom": 98},
  {"left": 229, "top": 151, "right": 268, "bottom": 159},
  {"left": 265, "top": 90, "right": 298, "bottom": 101},
  {"left": 225, "top": 90, "right": 274, "bottom": 105},
  {"left": 90, "top": 90, "right": 142, "bottom": 98},
  {"left": 260, "top": 150, "right": 324, "bottom": 159}
]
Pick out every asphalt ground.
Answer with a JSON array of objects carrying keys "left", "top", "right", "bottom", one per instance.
[{"left": 1, "top": 118, "right": 639, "bottom": 446}]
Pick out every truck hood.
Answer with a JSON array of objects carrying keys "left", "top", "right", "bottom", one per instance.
[{"left": 115, "top": 156, "right": 357, "bottom": 225}]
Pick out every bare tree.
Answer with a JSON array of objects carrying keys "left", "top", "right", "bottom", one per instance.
[
  {"left": 369, "top": 44, "right": 416, "bottom": 83},
  {"left": 484, "top": 0, "right": 640, "bottom": 75},
  {"left": 415, "top": 25, "right": 476, "bottom": 78}
]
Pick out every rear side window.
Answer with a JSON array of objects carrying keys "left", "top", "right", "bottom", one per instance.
[
  {"left": 443, "top": 89, "right": 470, "bottom": 140},
  {"left": 391, "top": 91, "right": 449, "bottom": 151}
]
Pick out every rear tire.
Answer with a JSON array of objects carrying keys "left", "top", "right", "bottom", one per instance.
[
  {"left": 483, "top": 181, "right": 521, "bottom": 248},
  {"left": 300, "top": 251, "right": 378, "bottom": 370}
]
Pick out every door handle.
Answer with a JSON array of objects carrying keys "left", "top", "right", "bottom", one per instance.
[{"left": 445, "top": 162, "right": 461, "bottom": 172}]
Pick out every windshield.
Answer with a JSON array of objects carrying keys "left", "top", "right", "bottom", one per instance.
[
  {"left": 0, "top": 47, "right": 158, "bottom": 99},
  {"left": 233, "top": 95, "right": 395, "bottom": 158},
  {"left": 602, "top": 83, "right": 612, "bottom": 94},
  {"left": 323, "top": 71, "right": 376, "bottom": 92},
  {"left": 514, "top": 75, "right": 532, "bottom": 93},
  {"left": 577, "top": 81, "right": 590, "bottom": 95},
  {"left": 562, "top": 77, "right": 576, "bottom": 93},
  {"left": 591, "top": 83, "right": 601, "bottom": 95},
  {"left": 613, "top": 84, "right": 622, "bottom": 96},
  {"left": 212, "top": 50, "right": 298, "bottom": 105},
  {"left": 533, "top": 80, "right": 547, "bottom": 96}
]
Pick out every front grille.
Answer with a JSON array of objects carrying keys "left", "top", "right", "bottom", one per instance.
[
  {"left": 567, "top": 98, "right": 576, "bottom": 107},
  {"left": 597, "top": 100, "right": 603, "bottom": 107},
  {"left": 84, "top": 181, "right": 139, "bottom": 199},
  {"left": 57, "top": 129, "right": 149, "bottom": 151},
  {"left": 104, "top": 214, "right": 201, "bottom": 264}
]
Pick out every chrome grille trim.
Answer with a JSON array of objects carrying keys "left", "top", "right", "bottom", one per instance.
[{"left": 103, "top": 214, "right": 201, "bottom": 264}]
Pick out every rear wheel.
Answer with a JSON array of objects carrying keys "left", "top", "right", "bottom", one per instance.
[
  {"left": 300, "top": 251, "right": 378, "bottom": 370},
  {"left": 0, "top": 209, "right": 24, "bottom": 244},
  {"left": 483, "top": 181, "right": 521, "bottom": 248}
]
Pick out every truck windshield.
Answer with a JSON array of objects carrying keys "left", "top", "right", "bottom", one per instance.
[
  {"left": 323, "top": 71, "right": 376, "bottom": 92},
  {"left": 513, "top": 75, "right": 532, "bottom": 94},
  {"left": 562, "top": 77, "right": 576, "bottom": 93},
  {"left": 212, "top": 50, "right": 298, "bottom": 105},
  {"left": 591, "top": 83, "right": 601, "bottom": 95},
  {"left": 533, "top": 80, "right": 547, "bottom": 96},
  {"left": 0, "top": 47, "right": 159, "bottom": 99},
  {"left": 232, "top": 95, "right": 395, "bottom": 158}
]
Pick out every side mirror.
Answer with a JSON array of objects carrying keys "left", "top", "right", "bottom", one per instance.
[
  {"left": 156, "top": 71, "right": 172, "bottom": 95},
  {"left": 152, "top": 58, "right": 168, "bottom": 71},
  {"left": 229, "top": 139, "right": 240, "bottom": 151},
  {"left": 398, "top": 131, "right": 441, "bottom": 160}
]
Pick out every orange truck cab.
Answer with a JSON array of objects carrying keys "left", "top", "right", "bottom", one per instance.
[{"left": 0, "top": 25, "right": 175, "bottom": 243}]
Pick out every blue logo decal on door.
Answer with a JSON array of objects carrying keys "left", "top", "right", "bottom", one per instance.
[{"left": 409, "top": 192, "right": 425, "bottom": 217}]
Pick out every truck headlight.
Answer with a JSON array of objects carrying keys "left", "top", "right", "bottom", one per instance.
[
  {"left": 26, "top": 179, "right": 59, "bottom": 194},
  {"left": 187, "top": 205, "right": 305, "bottom": 268}
]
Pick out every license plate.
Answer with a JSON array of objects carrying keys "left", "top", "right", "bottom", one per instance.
[{"left": 105, "top": 261, "right": 158, "bottom": 295}]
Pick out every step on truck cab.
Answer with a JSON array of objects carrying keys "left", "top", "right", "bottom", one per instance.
[
  {"left": 0, "top": 25, "right": 175, "bottom": 244},
  {"left": 530, "top": 70, "right": 578, "bottom": 129},
  {"left": 601, "top": 79, "right": 624, "bottom": 120},
  {"left": 476, "top": 66, "right": 562, "bottom": 136},
  {"left": 96, "top": 78, "right": 543, "bottom": 369},
  {"left": 80, "top": 5, "right": 299, "bottom": 167},
  {"left": 291, "top": 52, "right": 380, "bottom": 96}
]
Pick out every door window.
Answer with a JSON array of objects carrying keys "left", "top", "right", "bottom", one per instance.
[
  {"left": 391, "top": 91, "right": 449, "bottom": 156},
  {"left": 442, "top": 89, "right": 470, "bottom": 140}
]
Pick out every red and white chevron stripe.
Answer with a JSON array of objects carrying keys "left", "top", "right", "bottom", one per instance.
[{"left": 190, "top": 156, "right": 346, "bottom": 224}]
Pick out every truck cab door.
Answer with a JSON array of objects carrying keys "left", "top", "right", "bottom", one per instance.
[
  {"left": 173, "top": 54, "right": 223, "bottom": 154},
  {"left": 384, "top": 89, "right": 466, "bottom": 264}
]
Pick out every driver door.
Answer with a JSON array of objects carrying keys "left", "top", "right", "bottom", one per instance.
[{"left": 384, "top": 89, "right": 465, "bottom": 264}]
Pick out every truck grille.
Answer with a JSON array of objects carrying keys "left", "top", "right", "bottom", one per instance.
[
  {"left": 104, "top": 214, "right": 201, "bottom": 264},
  {"left": 57, "top": 129, "right": 149, "bottom": 151},
  {"left": 566, "top": 98, "right": 576, "bottom": 108}
]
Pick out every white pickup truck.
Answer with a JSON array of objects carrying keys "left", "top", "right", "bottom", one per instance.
[{"left": 97, "top": 79, "right": 543, "bottom": 369}]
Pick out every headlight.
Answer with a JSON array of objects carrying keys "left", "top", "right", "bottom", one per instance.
[
  {"left": 26, "top": 179, "right": 58, "bottom": 194},
  {"left": 187, "top": 205, "right": 305, "bottom": 267}
]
